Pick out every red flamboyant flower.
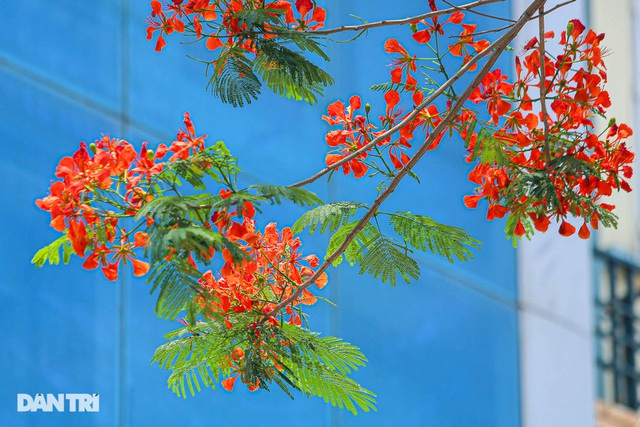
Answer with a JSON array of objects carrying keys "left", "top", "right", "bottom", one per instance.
[
  {"left": 146, "top": 1, "right": 185, "bottom": 51},
  {"left": 384, "top": 39, "right": 418, "bottom": 89},
  {"left": 323, "top": 96, "right": 372, "bottom": 178},
  {"left": 168, "top": 112, "right": 206, "bottom": 161},
  {"left": 463, "top": 22, "right": 634, "bottom": 239},
  {"left": 293, "top": 0, "right": 326, "bottom": 30},
  {"left": 196, "top": 209, "right": 327, "bottom": 330},
  {"left": 449, "top": 23, "right": 491, "bottom": 71},
  {"left": 468, "top": 69, "right": 514, "bottom": 125}
]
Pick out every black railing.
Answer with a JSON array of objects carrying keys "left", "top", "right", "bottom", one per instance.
[{"left": 595, "top": 248, "right": 640, "bottom": 409}]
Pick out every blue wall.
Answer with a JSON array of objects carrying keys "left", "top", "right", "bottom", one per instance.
[{"left": 0, "top": 1, "right": 520, "bottom": 426}]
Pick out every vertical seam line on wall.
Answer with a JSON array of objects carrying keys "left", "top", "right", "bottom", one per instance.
[
  {"left": 118, "top": 1, "right": 130, "bottom": 426},
  {"left": 511, "top": 2, "right": 524, "bottom": 425}
]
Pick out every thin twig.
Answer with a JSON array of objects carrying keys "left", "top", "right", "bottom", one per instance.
[
  {"left": 538, "top": 3, "right": 552, "bottom": 168},
  {"left": 313, "top": 0, "right": 505, "bottom": 36},
  {"left": 450, "top": 23, "right": 513, "bottom": 38},
  {"left": 531, "top": 0, "right": 576, "bottom": 19},
  {"left": 289, "top": 49, "right": 482, "bottom": 188},
  {"left": 261, "top": 0, "right": 548, "bottom": 324},
  {"left": 448, "top": 0, "right": 576, "bottom": 39},
  {"left": 442, "top": 0, "right": 515, "bottom": 23}
]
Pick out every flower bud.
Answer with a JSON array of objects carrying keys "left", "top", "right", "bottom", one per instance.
[
  {"left": 608, "top": 117, "right": 616, "bottom": 127},
  {"left": 364, "top": 103, "right": 371, "bottom": 114},
  {"left": 147, "top": 149, "right": 155, "bottom": 161},
  {"left": 409, "top": 23, "right": 418, "bottom": 33},
  {"left": 89, "top": 143, "right": 97, "bottom": 154},
  {"left": 566, "top": 21, "right": 574, "bottom": 38}
]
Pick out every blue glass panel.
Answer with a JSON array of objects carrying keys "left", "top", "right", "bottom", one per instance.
[
  {"left": 0, "top": 0, "right": 123, "bottom": 111},
  {"left": 0, "top": 70, "right": 121, "bottom": 426}
]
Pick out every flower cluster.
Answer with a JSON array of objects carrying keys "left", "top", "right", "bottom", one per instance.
[
  {"left": 185, "top": 194, "right": 327, "bottom": 393},
  {"left": 323, "top": 10, "right": 487, "bottom": 179},
  {"left": 197, "top": 197, "right": 327, "bottom": 327},
  {"left": 323, "top": 13, "right": 633, "bottom": 240},
  {"left": 35, "top": 113, "right": 209, "bottom": 280},
  {"left": 146, "top": 0, "right": 326, "bottom": 53},
  {"left": 462, "top": 20, "right": 634, "bottom": 238},
  {"left": 37, "top": 111, "right": 328, "bottom": 393}
]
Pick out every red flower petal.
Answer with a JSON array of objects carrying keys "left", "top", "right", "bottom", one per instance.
[
  {"left": 102, "top": 263, "right": 119, "bottom": 281},
  {"left": 558, "top": 220, "right": 576, "bottom": 237},
  {"left": 221, "top": 375, "right": 237, "bottom": 391},
  {"left": 412, "top": 30, "right": 431, "bottom": 44},
  {"left": 578, "top": 223, "right": 591, "bottom": 239},
  {"left": 384, "top": 38, "right": 407, "bottom": 55},
  {"left": 134, "top": 232, "right": 149, "bottom": 248},
  {"left": 514, "top": 220, "right": 526, "bottom": 237},
  {"left": 132, "top": 259, "right": 150, "bottom": 277},
  {"left": 206, "top": 36, "right": 223, "bottom": 51}
]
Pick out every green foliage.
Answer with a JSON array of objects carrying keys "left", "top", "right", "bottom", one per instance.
[
  {"left": 151, "top": 321, "right": 233, "bottom": 397},
  {"left": 209, "top": 49, "right": 262, "bottom": 107},
  {"left": 465, "top": 123, "right": 511, "bottom": 166},
  {"left": 151, "top": 320, "right": 376, "bottom": 415},
  {"left": 388, "top": 211, "right": 481, "bottom": 262},
  {"left": 370, "top": 81, "right": 434, "bottom": 96},
  {"left": 158, "top": 141, "right": 239, "bottom": 190},
  {"left": 254, "top": 38, "right": 334, "bottom": 105},
  {"left": 292, "top": 202, "right": 368, "bottom": 235},
  {"left": 326, "top": 221, "right": 419, "bottom": 286},
  {"left": 204, "top": 24, "right": 333, "bottom": 107},
  {"left": 358, "top": 234, "right": 420, "bottom": 286},
  {"left": 143, "top": 219, "right": 250, "bottom": 320},
  {"left": 296, "top": 203, "right": 479, "bottom": 285},
  {"left": 249, "top": 184, "right": 323, "bottom": 207},
  {"left": 325, "top": 220, "right": 378, "bottom": 267},
  {"left": 147, "top": 258, "right": 204, "bottom": 320},
  {"left": 31, "top": 234, "right": 74, "bottom": 268},
  {"left": 279, "top": 323, "right": 376, "bottom": 414},
  {"left": 135, "top": 193, "right": 219, "bottom": 224},
  {"left": 162, "top": 227, "right": 227, "bottom": 262}
]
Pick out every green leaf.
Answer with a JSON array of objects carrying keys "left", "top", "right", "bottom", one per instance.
[
  {"left": 475, "top": 128, "right": 511, "bottom": 166},
  {"left": 208, "top": 49, "right": 262, "bottom": 107},
  {"left": 325, "top": 220, "right": 378, "bottom": 267},
  {"left": 278, "top": 324, "right": 376, "bottom": 415},
  {"left": 253, "top": 39, "right": 334, "bottom": 105},
  {"left": 249, "top": 184, "right": 323, "bottom": 207},
  {"left": 162, "top": 226, "right": 250, "bottom": 265},
  {"left": 358, "top": 235, "right": 420, "bottom": 286},
  {"left": 151, "top": 320, "right": 376, "bottom": 415},
  {"left": 389, "top": 211, "right": 481, "bottom": 262},
  {"left": 155, "top": 143, "right": 240, "bottom": 191},
  {"left": 147, "top": 258, "right": 204, "bottom": 320},
  {"left": 134, "top": 193, "right": 218, "bottom": 224},
  {"left": 151, "top": 322, "right": 237, "bottom": 397},
  {"left": 31, "top": 234, "right": 73, "bottom": 268},
  {"left": 292, "top": 202, "right": 368, "bottom": 235}
]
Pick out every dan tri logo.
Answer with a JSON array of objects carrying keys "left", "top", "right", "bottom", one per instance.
[{"left": 17, "top": 393, "right": 100, "bottom": 412}]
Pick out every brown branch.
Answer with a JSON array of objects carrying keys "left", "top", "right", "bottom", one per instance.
[
  {"left": 442, "top": 0, "right": 516, "bottom": 23},
  {"left": 312, "top": 0, "right": 505, "bottom": 36},
  {"left": 291, "top": 0, "right": 572, "bottom": 189},
  {"left": 538, "top": 3, "right": 552, "bottom": 168},
  {"left": 262, "top": 0, "right": 549, "bottom": 324},
  {"left": 289, "top": 37, "right": 489, "bottom": 188},
  {"left": 531, "top": 0, "right": 576, "bottom": 19},
  {"left": 448, "top": 0, "right": 575, "bottom": 39}
]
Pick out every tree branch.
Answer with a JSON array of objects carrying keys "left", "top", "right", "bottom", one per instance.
[
  {"left": 442, "top": 0, "right": 515, "bottom": 23},
  {"left": 538, "top": 4, "right": 552, "bottom": 168},
  {"left": 313, "top": 0, "right": 505, "bottom": 36},
  {"left": 262, "top": 0, "right": 548, "bottom": 323}
]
